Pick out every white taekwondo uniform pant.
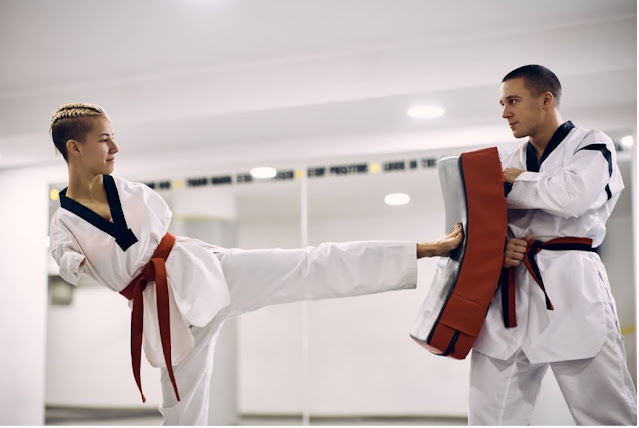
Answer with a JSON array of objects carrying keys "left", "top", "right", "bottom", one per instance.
[
  {"left": 468, "top": 300, "right": 637, "bottom": 425},
  {"left": 156, "top": 242, "right": 416, "bottom": 425}
]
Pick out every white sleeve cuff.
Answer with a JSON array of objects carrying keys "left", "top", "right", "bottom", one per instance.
[{"left": 58, "top": 251, "right": 86, "bottom": 286}]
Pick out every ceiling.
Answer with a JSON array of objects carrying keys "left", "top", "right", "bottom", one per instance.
[{"left": 0, "top": 0, "right": 636, "bottom": 173}]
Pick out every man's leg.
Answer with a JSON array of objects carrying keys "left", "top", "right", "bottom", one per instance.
[
  {"left": 469, "top": 348, "right": 547, "bottom": 425},
  {"left": 550, "top": 304, "right": 637, "bottom": 425}
]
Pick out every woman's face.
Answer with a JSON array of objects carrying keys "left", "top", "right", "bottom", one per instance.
[{"left": 75, "top": 116, "right": 119, "bottom": 175}]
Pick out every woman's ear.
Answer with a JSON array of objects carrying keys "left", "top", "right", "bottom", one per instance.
[{"left": 66, "top": 139, "right": 82, "bottom": 158}]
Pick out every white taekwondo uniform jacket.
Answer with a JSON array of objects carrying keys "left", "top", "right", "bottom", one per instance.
[
  {"left": 473, "top": 121, "right": 625, "bottom": 363},
  {"left": 49, "top": 175, "right": 417, "bottom": 368}
]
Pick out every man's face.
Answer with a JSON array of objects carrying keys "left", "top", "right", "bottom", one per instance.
[{"left": 499, "top": 77, "right": 545, "bottom": 139}]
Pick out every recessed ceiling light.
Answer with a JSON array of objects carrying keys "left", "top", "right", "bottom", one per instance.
[
  {"left": 384, "top": 193, "right": 411, "bottom": 206},
  {"left": 407, "top": 105, "right": 445, "bottom": 119},
  {"left": 620, "top": 135, "right": 634, "bottom": 148},
  {"left": 250, "top": 167, "right": 277, "bottom": 179}
]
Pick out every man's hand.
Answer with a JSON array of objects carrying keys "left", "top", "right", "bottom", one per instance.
[
  {"left": 503, "top": 167, "right": 524, "bottom": 184},
  {"left": 504, "top": 236, "right": 529, "bottom": 268}
]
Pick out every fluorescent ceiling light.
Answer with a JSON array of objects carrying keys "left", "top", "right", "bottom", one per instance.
[
  {"left": 407, "top": 105, "right": 445, "bottom": 119},
  {"left": 620, "top": 135, "right": 634, "bottom": 148},
  {"left": 384, "top": 193, "right": 411, "bottom": 206},
  {"left": 250, "top": 167, "right": 277, "bottom": 179}
]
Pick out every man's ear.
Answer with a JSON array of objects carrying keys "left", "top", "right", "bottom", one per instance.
[
  {"left": 66, "top": 139, "right": 82, "bottom": 158},
  {"left": 542, "top": 92, "right": 554, "bottom": 109}
]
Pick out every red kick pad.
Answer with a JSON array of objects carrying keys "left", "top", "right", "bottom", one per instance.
[{"left": 410, "top": 147, "right": 507, "bottom": 359}]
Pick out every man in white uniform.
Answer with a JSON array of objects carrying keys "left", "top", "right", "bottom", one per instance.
[{"left": 469, "top": 65, "right": 637, "bottom": 425}]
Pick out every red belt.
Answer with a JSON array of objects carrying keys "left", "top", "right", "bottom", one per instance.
[
  {"left": 119, "top": 232, "right": 180, "bottom": 403},
  {"left": 501, "top": 237, "right": 595, "bottom": 328}
]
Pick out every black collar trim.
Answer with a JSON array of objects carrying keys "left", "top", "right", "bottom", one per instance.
[
  {"left": 526, "top": 120, "right": 575, "bottom": 172},
  {"left": 59, "top": 175, "right": 138, "bottom": 251}
]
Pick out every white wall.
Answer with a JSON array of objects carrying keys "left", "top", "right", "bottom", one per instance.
[{"left": 0, "top": 165, "right": 64, "bottom": 424}]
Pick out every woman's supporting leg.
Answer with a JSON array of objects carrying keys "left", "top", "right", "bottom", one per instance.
[{"left": 158, "top": 318, "right": 224, "bottom": 425}]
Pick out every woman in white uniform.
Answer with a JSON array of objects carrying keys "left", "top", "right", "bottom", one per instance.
[
  {"left": 48, "top": 102, "right": 463, "bottom": 425},
  {"left": 469, "top": 65, "right": 637, "bottom": 425}
]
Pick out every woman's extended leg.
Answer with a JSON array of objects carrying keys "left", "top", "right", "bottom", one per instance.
[{"left": 216, "top": 240, "right": 417, "bottom": 318}]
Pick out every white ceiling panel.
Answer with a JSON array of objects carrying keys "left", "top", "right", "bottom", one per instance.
[{"left": 0, "top": 0, "right": 635, "bottom": 170}]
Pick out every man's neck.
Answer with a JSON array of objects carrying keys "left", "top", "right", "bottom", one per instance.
[{"left": 529, "top": 115, "right": 563, "bottom": 159}]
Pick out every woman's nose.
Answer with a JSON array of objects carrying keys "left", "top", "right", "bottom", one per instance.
[{"left": 109, "top": 140, "right": 119, "bottom": 154}]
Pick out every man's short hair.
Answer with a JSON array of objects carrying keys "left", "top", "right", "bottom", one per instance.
[{"left": 503, "top": 65, "right": 562, "bottom": 106}]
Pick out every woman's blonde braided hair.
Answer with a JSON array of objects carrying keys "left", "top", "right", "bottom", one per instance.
[{"left": 50, "top": 103, "right": 108, "bottom": 161}]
